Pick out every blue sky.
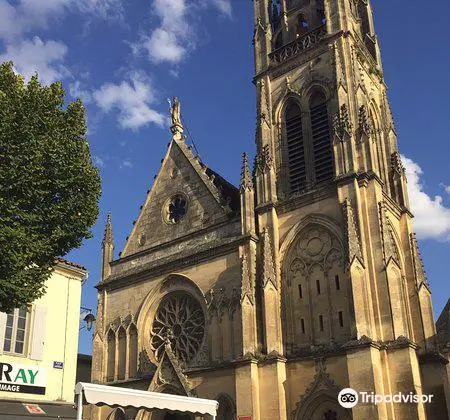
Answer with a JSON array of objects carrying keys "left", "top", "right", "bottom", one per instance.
[{"left": 1, "top": 0, "right": 449, "bottom": 355}]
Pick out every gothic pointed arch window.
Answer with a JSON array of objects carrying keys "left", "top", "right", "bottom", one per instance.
[
  {"left": 284, "top": 100, "right": 306, "bottom": 193},
  {"left": 310, "top": 91, "right": 333, "bottom": 184},
  {"left": 216, "top": 394, "right": 236, "bottom": 420},
  {"left": 117, "top": 327, "right": 126, "bottom": 380},
  {"left": 106, "top": 329, "right": 116, "bottom": 382},
  {"left": 128, "top": 324, "right": 138, "bottom": 378}
]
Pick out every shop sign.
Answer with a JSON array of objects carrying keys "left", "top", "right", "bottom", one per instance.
[{"left": 0, "top": 362, "right": 47, "bottom": 395}]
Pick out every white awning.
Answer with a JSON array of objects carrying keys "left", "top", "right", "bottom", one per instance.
[{"left": 75, "top": 382, "right": 218, "bottom": 418}]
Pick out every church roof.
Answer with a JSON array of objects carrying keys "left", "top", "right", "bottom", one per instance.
[
  {"left": 436, "top": 298, "right": 450, "bottom": 348},
  {"left": 119, "top": 137, "right": 241, "bottom": 258},
  {"left": 204, "top": 166, "right": 240, "bottom": 212}
]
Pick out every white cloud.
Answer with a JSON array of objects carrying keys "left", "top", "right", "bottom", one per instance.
[
  {"left": 93, "top": 72, "right": 166, "bottom": 130},
  {"left": 0, "top": 0, "right": 67, "bottom": 42},
  {"left": 72, "top": 0, "right": 124, "bottom": 21},
  {"left": 93, "top": 155, "right": 106, "bottom": 168},
  {"left": 402, "top": 155, "right": 450, "bottom": 241},
  {"left": 120, "top": 159, "right": 133, "bottom": 168},
  {"left": 134, "top": 0, "right": 231, "bottom": 64},
  {"left": 0, "top": 0, "right": 122, "bottom": 42},
  {"left": 0, "top": 37, "right": 68, "bottom": 84},
  {"left": 209, "top": 0, "right": 232, "bottom": 16},
  {"left": 440, "top": 183, "right": 450, "bottom": 195},
  {"left": 69, "top": 80, "right": 92, "bottom": 104},
  {"left": 0, "top": 0, "right": 123, "bottom": 86}
]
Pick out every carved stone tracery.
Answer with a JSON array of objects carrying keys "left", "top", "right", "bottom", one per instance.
[
  {"left": 150, "top": 292, "right": 205, "bottom": 364},
  {"left": 287, "top": 224, "right": 344, "bottom": 274}
]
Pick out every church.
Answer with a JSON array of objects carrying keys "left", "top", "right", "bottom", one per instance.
[{"left": 90, "top": 1, "right": 450, "bottom": 419}]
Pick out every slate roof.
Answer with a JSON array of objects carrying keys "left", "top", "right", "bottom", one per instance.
[
  {"left": 205, "top": 167, "right": 240, "bottom": 212},
  {"left": 436, "top": 298, "right": 450, "bottom": 348}
]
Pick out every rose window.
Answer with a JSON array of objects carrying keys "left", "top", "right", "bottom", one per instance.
[
  {"left": 165, "top": 195, "right": 188, "bottom": 224},
  {"left": 150, "top": 293, "right": 205, "bottom": 363}
]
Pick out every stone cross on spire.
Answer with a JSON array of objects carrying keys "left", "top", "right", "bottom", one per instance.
[{"left": 169, "top": 96, "right": 184, "bottom": 141}]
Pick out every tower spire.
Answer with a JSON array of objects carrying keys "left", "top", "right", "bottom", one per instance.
[
  {"left": 102, "top": 213, "right": 113, "bottom": 247},
  {"left": 101, "top": 213, "right": 114, "bottom": 281},
  {"left": 240, "top": 152, "right": 253, "bottom": 191}
]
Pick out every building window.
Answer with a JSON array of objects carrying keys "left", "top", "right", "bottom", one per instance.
[
  {"left": 164, "top": 194, "right": 188, "bottom": 225},
  {"left": 310, "top": 91, "right": 333, "bottom": 184},
  {"left": 319, "top": 315, "right": 324, "bottom": 331},
  {"left": 301, "top": 318, "right": 305, "bottom": 334},
  {"left": 298, "top": 284, "right": 303, "bottom": 299},
  {"left": 338, "top": 311, "right": 344, "bottom": 328},
  {"left": 335, "top": 275, "right": 340, "bottom": 290},
  {"left": 285, "top": 101, "right": 306, "bottom": 193},
  {"left": 316, "top": 279, "right": 321, "bottom": 295},
  {"left": 3, "top": 308, "right": 28, "bottom": 355}
]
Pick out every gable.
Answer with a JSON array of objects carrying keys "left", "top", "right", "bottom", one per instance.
[{"left": 121, "top": 139, "right": 239, "bottom": 257}]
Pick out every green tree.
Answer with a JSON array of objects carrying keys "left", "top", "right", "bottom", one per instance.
[{"left": 0, "top": 61, "right": 101, "bottom": 312}]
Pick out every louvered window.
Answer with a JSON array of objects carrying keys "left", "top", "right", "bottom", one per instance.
[
  {"left": 310, "top": 92, "right": 333, "bottom": 184},
  {"left": 285, "top": 102, "right": 306, "bottom": 193}
]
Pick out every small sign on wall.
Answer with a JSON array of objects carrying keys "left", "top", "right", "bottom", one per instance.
[{"left": 53, "top": 361, "right": 64, "bottom": 369}]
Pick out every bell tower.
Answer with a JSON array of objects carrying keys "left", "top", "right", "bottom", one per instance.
[{"left": 251, "top": 1, "right": 449, "bottom": 419}]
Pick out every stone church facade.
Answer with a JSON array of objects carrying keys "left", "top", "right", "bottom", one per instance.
[{"left": 90, "top": 1, "right": 450, "bottom": 419}]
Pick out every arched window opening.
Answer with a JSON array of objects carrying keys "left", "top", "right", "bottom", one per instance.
[
  {"left": 296, "top": 13, "right": 309, "bottom": 36},
  {"left": 106, "top": 330, "right": 116, "bottom": 382},
  {"left": 310, "top": 91, "right": 333, "bottom": 184},
  {"left": 106, "top": 408, "right": 127, "bottom": 420},
  {"left": 217, "top": 394, "right": 236, "bottom": 420},
  {"left": 117, "top": 327, "right": 126, "bottom": 380},
  {"left": 128, "top": 324, "right": 138, "bottom": 379},
  {"left": 285, "top": 101, "right": 306, "bottom": 193},
  {"left": 270, "top": 0, "right": 282, "bottom": 32},
  {"left": 317, "top": 0, "right": 326, "bottom": 24}
]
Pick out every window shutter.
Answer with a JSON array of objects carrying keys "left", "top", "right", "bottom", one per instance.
[
  {"left": 0, "top": 312, "right": 7, "bottom": 355},
  {"left": 285, "top": 101, "right": 306, "bottom": 193},
  {"left": 30, "top": 306, "right": 48, "bottom": 360}
]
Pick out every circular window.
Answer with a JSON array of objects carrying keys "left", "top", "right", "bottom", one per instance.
[
  {"left": 150, "top": 292, "right": 205, "bottom": 363},
  {"left": 164, "top": 194, "right": 188, "bottom": 224}
]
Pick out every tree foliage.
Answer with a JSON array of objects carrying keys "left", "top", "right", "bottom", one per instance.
[{"left": 0, "top": 61, "right": 101, "bottom": 312}]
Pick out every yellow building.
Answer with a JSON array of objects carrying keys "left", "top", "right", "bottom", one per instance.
[{"left": 0, "top": 258, "right": 86, "bottom": 418}]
